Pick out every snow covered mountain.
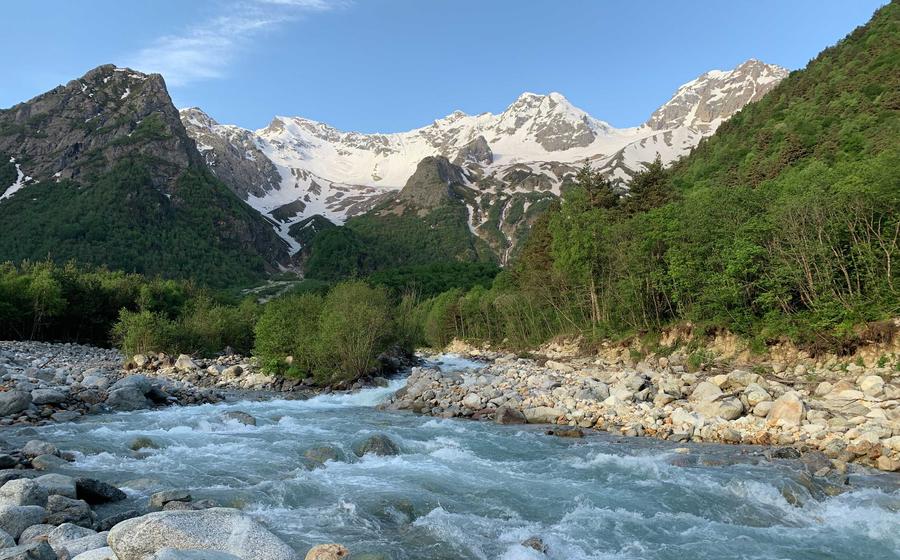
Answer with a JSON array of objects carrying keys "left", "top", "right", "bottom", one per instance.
[{"left": 181, "top": 59, "right": 787, "bottom": 258}]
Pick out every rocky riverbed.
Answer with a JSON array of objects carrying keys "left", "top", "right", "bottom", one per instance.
[{"left": 383, "top": 349, "right": 900, "bottom": 473}]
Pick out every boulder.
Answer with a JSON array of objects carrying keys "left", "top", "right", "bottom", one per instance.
[
  {"left": 0, "top": 480, "right": 48, "bottom": 507},
  {"left": 522, "top": 407, "right": 564, "bottom": 424},
  {"left": 351, "top": 434, "right": 399, "bottom": 457},
  {"left": 695, "top": 397, "right": 744, "bottom": 421},
  {"left": 30, "top": 389, "right": 68, "bottom": 406},
  {"left": 107, "top": 508, "right": 298, "bottom": 560},
  {"left": 461, "top": 393, "right": 483, "bottom": 410},
  {"left": 80, "top": 376, "right": 109, "bottom": 392},
  {"left": 71, "top": 547, "right": 116, "bottom": 560},
  {"left": 174, "top": 355, "right": 199, "bottom": 372},
  {"left": 149, "top": 490, "right": 191, "bottom": 511},
  {"left": 35, "top": 474, "right": 77, "bottom": 499},
  {"left": 858, "top": 375, "right": 885, "bottom": 397},
  {"left": 0, "top": 506, "right": 46, "bottom": 540},
  {"left": 689, "top": 381, "right": 723, "bottom": 403},
  {"left": 220, "top": 412, "right": 256, "bottom": 426},
  {"left": 0, "top": 528, "right": 13, "bottom": 549},
  {"left": 53, "top": 532, "right": 108, "bottom": 560},
  {"left": 0, "top": 392, "right": 31, "bottom": 417},
  {"left": 17, "top": 525, "right": 55, "bottom": 545},
  {"left": 105, "top": 387, "right": 150, "bottom": 412},
  {"left": 0, "top": 542, "right": 56, "bottom": 560},
  {"left": 128, "top": 437, "right": 159, "bottom": 452},
  {"left": 45, "top": 495, "right": 93, "bottom": 526},
  {"left": 303, "top": 447, "right": 342, "bottom": 466},
  {"left": 151, "top": 550, "right": 240, "bottom": 560},
  {"left": 75, "top": 478, "right": 127, "bottom": 505},
  {"left": 304, "top": 544, "right": 349, "bottom": 560},
  {"left": 766, "top": 392, "right": 806, "bottom": 428},
  {"left": 21, "top": 441, "right": 57, "bottom": 459},
  {"left": 494, "top": 406, "right": 526, "bottom": 425}
]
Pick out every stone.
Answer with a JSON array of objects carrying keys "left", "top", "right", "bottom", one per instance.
[
  {"left": 858, "top": 375, "right": 885, "bottom": 396},
  {"left": 151, "top": 550, "right": 240, "bottom": 560},
  {"left": 46, "top": 495, "right": 93, "bottom": 526},
  {"left": 30, "top": 389, "right": 68, "bottom": 406},
  {"left": 877, "top": 455, "right": 900, "bottom": 472},
  {"left": 97, "top": 511, "right": 141, "bottom": 532},
  {"left": 522, "top": 407, "right": 565, "bottom": 424},
  {"left": 71, "top": 547, "right": 116, "bottom": 560},
  {"left": 351, "top": 434, "right": 400, "bottom": 457},
  {"left": 107, "top": 508, "right": 298, "bottom": 560},
  {"left": 689, "top": 381, "right": 723, "bottom": 403},
  {"left": 149, "top": 490, "right": 191, "bottom": 511},
  {"left": 51, "top": 411, "right": 82, "bottom": 423},
  {"left": 0, "top": 542, "right": 56, "bottom": 560},
  {"left": 0, "top": 392, "right": 31, "bottom": 417},
  {"left": 129, "top": 437, "right": 159, "bottom": 452},
  {"left": 105, "top": 387, "right": 150, "bottom": 412},
  {"left": 220, "top": 366, "right": 243, "bottom": 378},
  {"left": 47, "top": 523, "right": 96, "bottom": 548},
  {"left": 0, "top": 528, "right": 13, "bottom": 549},
  {"left": 0, "top": 506, "right": 46, "bottom": 540},
  {"left": 21, "top": 441, "right": 58, "bottom": 459},
  {"left": 75, "top": 479, "right": 127, "bottom": 505},
  {"left": 304, "top": 544, "right": 349, "bottom": 560},
  {"left": 220, "top": 411, "right": 256, "bottom": 426},
  {"left": 494, "top": 406, "right": 526, "bottom": 425},
  {"left": 174, "top": 355, "right": 199, "bottom": 372},
  {"left": 18, "top": 525, "right": 54, "bottom": 546},
  {"left": 766, "top": 392, "right": 806, "bottom": 427},
  {"left": 0, "top": 479, "right": 48, "bottom": 507},
  {"left": 743, "top": 383, "right": 771, "bottom": 406},
  {"left": 34, "top": 474, "right": 77, "bottom": 499},
  {"left": 53, "top": 531, "right": 108, "bottom": 560},
  {"left": 521, "top": 536, "right": 547, "bottom": 553},
  {"left": 461, "top": 393, "right": 483, "bottom": 409},
  {"left": 303, "top": 447, "right": 342, "bottom": 466}
]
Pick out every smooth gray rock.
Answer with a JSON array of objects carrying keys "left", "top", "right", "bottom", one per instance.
[
  {"left": 75, "top": 478, "right": 127, "bottom": 505},
  {"left": 0, "top": 480, "right": 47, "bottom": 507},
  {"left": 21, "top": 441, "right": 58, "bottom": 459},
  {"left": 0, "top": 506, "right": 46, "bottom": 540},
  {"left": 17, "top": 525, "right": 54, "bottom": 545},
  {"left": 220, "top": 411, "right": 255, "bottom": 426},
  {"left": 30, "top": 455, "right": 65, "bottom": 471},
  {"left": 71, "top": 547, "right": 115, "bottom": 560},
  {"left": 0, "top": 393, "right": 31, "bottom": 417},
  {"left": 105, "top": 387, "right": 150, "bottom": 412},
  {"left": 30, "top": 389, "right": 68, "bottom": 405},
  {"left": 35, "top": 474, "right": 77, "bottom": 499},
  {"left": 107, "top": 508, "right": 299, "bottom": 560},
  {"left": 523, "top": 406, "right": 564, "bottom": 424},
  {"left": 47, "top": 523, "right": 96, "bottom": 548},
  {"left": 151, "top": 549, "right": 240, "bottom": 560},
  {"left": 149, "top": 490, "right": 191, "bottom": 511},
  {"left": 53, "top": 531, "right": 108, "bottom": 560},
  {"left": 0, "top": 528, "right": 13, "bottom": 549}
]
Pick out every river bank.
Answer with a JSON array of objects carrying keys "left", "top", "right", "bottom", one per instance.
[{"left": 383, "top": 344, "right": 900, "bottom": 474}]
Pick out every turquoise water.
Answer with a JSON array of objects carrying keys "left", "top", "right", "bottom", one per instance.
[{"left": 6, "top": 357, "right": 900, "bottom": 560}]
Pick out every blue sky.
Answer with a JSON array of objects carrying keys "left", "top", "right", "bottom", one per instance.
[{"left": 1, "top": 0, "right": 887, "bottom": 132}]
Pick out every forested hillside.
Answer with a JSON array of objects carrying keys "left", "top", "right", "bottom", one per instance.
[{"left": 414, "top": 1, "right": 899, "bottom": 352}]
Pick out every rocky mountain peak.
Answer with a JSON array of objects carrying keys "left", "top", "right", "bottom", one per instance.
[
  {"left": 398, "top": 156, "right": 466, "bottom": 209},
  {"left": 646, "top": 59, "right": 788, "bottom": 133}
]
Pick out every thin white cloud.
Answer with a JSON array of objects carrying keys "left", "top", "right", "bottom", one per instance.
[{"left": 126, "top": 0, "right": 343, "bottom": 87}]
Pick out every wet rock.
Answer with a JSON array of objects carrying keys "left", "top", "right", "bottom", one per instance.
[
  {"left": 0, "top": 479, "right": 48, "bottom": 507},
  {"left": 545, "top": 428, "right": 584, "bottom": 438},
  {"left": 494, "top": 406, "right": 526, "bottom": 425},
  {"left": 107, "top": 508, "right": 299, "bottom": 560},
  {"left": 128, "top": 437, "right": 159, "bottom": 452},
  {"left": 303, "top": 446, "right": 343, "bottom": 466},
  {"left": 150, "top": 549, "right": 240, "bottom": 560},
  {"left": 352, "top": 434, "right": 400, "bottom": 457},
  {"left": 45, "top": 495, "right": 93, "bottom": 526},
  {"left": 149, "top": 490, "right": 191, "bottom": 511},
  {"left": 304, "top": 544, "right": 349, "bottom": 560},
  {"left": 75, "top": 478, "right": 127, "bottom": 505},
  {"left": 21, "top": 441, "right": 58, "bottom": 459},
  {"left": 220, "top": 411, "right": 256, "bottom": 426},
  {"left": 521, "top": 536, "right": 547, "bottom": 553},
  {"left": 0, "top": 505, "right": 46, "bottom": 540}
]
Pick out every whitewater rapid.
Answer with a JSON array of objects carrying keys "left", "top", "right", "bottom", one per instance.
[{"left": 4, "top": 356, "right": 899, "bottom": 559}]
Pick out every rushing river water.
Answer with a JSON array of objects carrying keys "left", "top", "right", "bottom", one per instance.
[{"left": 5, "top": 355, "right": 900, "bottom": 560}]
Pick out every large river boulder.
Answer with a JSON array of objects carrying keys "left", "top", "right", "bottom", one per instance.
[{"left": 107, "top": 508, "right": 298, "bottom": 560}]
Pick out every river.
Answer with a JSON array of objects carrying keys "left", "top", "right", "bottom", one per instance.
[{"left": 4, "top": 356, "right": 899, "bottom": 559}]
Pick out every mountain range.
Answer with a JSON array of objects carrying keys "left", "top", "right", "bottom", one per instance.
[
  {"left": 181, "top": 60, "right": 787, "bottom": 260},
  {"left": 0, "top": 59, "right": 787, "bottom": 283}
]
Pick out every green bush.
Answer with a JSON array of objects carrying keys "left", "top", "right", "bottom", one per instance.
[
  {"left": 253, "top": 292, "right": 324, "bottom": 376},
  {"left": 112, "top": 309, "right": 177, "bottom": 356}
]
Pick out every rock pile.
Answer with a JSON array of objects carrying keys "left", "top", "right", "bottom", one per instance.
[
  {"left": 124, "top": 353, "right": 304, "bottom": 393},
  {"left": 384, "top": 353, "right": 900, "bottom": 472}
]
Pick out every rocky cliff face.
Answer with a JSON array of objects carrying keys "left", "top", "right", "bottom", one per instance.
[
  {"left": 0, "top": 65, "right": 289, "bottom": 285},
  {"left": 398, "top": 156, "right": 467, "bottom": 209}
]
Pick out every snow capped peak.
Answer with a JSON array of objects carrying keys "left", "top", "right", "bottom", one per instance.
[{"left": 647, "top": 59, "right": 788, "bottom": 132}]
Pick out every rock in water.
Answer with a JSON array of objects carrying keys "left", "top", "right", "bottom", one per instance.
[
  {"left": 304, "top": 544, "right": 349, "bottom": 560},
  {"left": 220, "top": 411, "right": 256, "bottom": 426},
  {"left": 45, "top": 495, "right": 93, "bottom": 526},
  {"left": 107, "top": 508, "right": 298, "bottom": 560},
  {"left": 351, "top": 434, "right": 400, "bottom": 457}
]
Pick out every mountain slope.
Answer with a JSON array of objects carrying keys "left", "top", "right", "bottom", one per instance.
[
  {"left": 181, "top": 60, "right": 787, "bottom": 259},
  {"left": 0, "top": 65, "right": 289, "bottom": 287}
]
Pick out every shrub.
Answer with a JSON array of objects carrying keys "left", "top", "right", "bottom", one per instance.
[
  {"left": 112, "top": 309, "right": 177, "bottom": 356},
  {"left": 253, "top": 292, "right": 323, "bottom": 376}
]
